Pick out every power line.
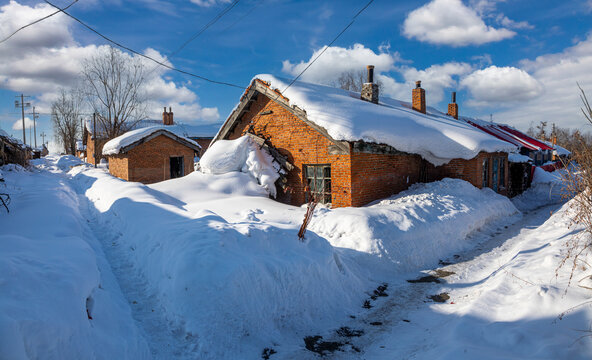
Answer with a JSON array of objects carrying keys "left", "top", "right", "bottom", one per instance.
[
  {"left": 282, "top": 0, "right": 374, "bottom": 93},
  {"left": 43, "top": 0, "right": 246, "bottom": 89},
  {"left": 169, "top": 0, "right": 241, "bottom": 60},
  {"left": 0, "top": 0, "right": 79, "bottom": 45}
]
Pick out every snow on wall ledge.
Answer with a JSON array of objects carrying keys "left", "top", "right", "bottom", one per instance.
[
  {"left": 254, "top": 75, "right": 516, "bottom": 166},
  {"left": 309, "top": 178, "right": 520, "bottom": 272}
]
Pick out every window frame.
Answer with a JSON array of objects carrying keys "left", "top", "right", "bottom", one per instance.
[{"left": 303, "top": 164, "right": 332, "bottom": 204}]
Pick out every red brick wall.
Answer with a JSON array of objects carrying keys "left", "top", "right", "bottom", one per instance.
[
  {"left": 350, "top": 152, "right": 422, "bottom": 206},
  {"left": 108, "top": 155, "right": 129, "bottom": 180},
  {"left": 107, "top": 134, "right": 195, "bottom": 184},
  {"left": 195, "top": 138, "right": 213, "bottom": 157},
  {"left": 225, "top": 94, "right": 353, "bottom": 207}
]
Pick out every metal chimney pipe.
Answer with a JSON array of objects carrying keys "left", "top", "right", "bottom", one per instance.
[{"left": 451, "top": 91, "right": 456, "bottom": 103}]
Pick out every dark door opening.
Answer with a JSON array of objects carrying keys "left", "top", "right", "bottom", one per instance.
[{"left": 170, "top": 156, "right": 184, "bottom": 179}]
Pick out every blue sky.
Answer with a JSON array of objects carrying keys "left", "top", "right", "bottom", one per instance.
[{"left": 0, "top": 0, "right": 591, "bottom": 148}]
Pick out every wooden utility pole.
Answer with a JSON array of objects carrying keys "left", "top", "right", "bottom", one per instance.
[
  {"left": 30, "top": 106, "right": 38, "bottom": 148},
  {"left": 14, "top": 94, "right": 30, "bottom": 145},
  {"left": 40, "top": 132, "right": 46, "bottom": 145}
]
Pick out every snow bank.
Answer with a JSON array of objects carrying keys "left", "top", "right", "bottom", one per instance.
[
  {"left": 200, "top": 136, "right": 281, "bottom": 197},
  {"left": 71, "top": 166, "right": 367, "bottom": 359},
  {"left": 102, "top": 125, "right": 200, "bottom": 155},
  {"left": 310, "top": 178, "right": 519, "bottom": 272},
  {"left": 0, "top": 160, "right": 149, "bottom": 359},
  {"left": 253, "top": 75, "right": 516, "bottom": 166},
  {"left": 512, "top": 167, "right": 566, "bottom": 211}
]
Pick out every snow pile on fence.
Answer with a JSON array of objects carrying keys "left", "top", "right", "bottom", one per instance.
[
  {"left": 71, "top": 165, "right": 366, "bottom": 359},
  {"left": 310, "top": 178, "right": 519, "bottom": 272},
  {"left": 200, "top": 136, "right": 282, "bottom": 197},
  {"left": 102, "top": 125, "right": 200, "bottom": 155},
  {"left": 0, "top": 159, "right": 149, "bottom": 359},
  {"left": 254, "top": 75, "right": 516, "bottom": 166}
]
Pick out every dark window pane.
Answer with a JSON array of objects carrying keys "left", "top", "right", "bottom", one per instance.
[
  {"left": 324, "top": 179, "right": 331, "bottom": 192},
  {"left": 324, "top": 166, "right": 331, "bottom": 178},
  {"left": 324, "top": 194, "right": 331, "bottom": 204}
]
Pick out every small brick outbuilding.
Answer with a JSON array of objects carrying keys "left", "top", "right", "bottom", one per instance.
[
  {"left": 212, "top": 69, "right": 516, "bottom": 208},
  {"left": 103, "top": 127, "right": 201, "bottom": 184}
]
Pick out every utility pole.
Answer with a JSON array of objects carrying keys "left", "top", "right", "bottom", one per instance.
[
  {"left": 14, "top": 94, "right": 31, "bottom": 146},
  {"left": 30, "top": 106, "right": 38, "bottom": 148},
  {"left": 93, "top": 112, "right": 97, "bottom": 168},
  {"left": 40, "top": 132, "right": 46, "bottom": 145}
]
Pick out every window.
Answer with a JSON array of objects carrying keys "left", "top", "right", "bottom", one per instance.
[
  {"left": 304, "top": 164, "right": 331, "bottom": 204},
  {"left": 170, "top": 156, "right": 184, "bottom": 179},
  {"left": 499, "top": 157, "right": 505, "bottom": 188},
  {"left": 482, "top": 158, "right": 489, "bottom": 188},
  {"left": 492, "top": 158, "right": 499, "bottom": 192}
]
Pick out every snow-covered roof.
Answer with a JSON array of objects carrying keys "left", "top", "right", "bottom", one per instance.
[
  {"left": 246, "top": 75, "right": 516, "bottom": 166},
  {"left": 86, "top": 119, "right": 221, "bottom": 140},
  {"left": 102, "top": 126, "right": 201, "bottom": 156}
]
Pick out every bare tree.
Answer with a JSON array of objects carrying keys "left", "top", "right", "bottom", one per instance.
[
  {"left": 81, "top": 46, "right": 148, "bottom": 139},
  {"left": 51, "top": 88, "right": 82, "bottom": 155},
  {"left": 332, "top": 69, "right": 383, "bottom": 93}
]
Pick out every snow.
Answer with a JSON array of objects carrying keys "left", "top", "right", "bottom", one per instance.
[
  {"left": 2, "top": 155, "right": 590, "bottom": 359},
  {"left": 253, "top": 75, "right": 517, "bottom": 166},
  {"left": 102, "top": 125, "right": 200, "bottom": 156},
  {"left": 0, "top": 158, "right": 150, "bottom": 359},
  {"left": 200, "top": 136, "right": 282, "bottom": 197},
  {"left": 310, "top": 178, "right": 519, "bottom": 272},
  {"left": 508, "top": 152, "right": 532, "bottom": 163}
]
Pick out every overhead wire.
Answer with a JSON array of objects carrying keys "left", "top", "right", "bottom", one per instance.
[
  {"left": 0, "top": 0, "right": 79, "bottom": 45},
  {"left": 43, "top": 0, "right": 246, "bottom": 89}
]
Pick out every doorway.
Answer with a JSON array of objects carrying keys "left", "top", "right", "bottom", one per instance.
[{"left": 170, "top": 156, "right": 184, "bottom": 179}]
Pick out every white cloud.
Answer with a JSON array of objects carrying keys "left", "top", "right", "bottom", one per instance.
[
  {"left": 0, "top": 1, "right": 218, "bottom": 124},
  {"left": 460, "top": 66, "right": 543, "bottom": 105},
  {"left": 281, "top": 44, "right": 399, "bottom": 84},
  {"left": 402, "top": 0, "right": 516, "bottom": 46},
  {"left": 491, "top": 35, "right": 592, "bottom": 129},
  {"left": 282, "top": 44, "right": 471, "bottom": 106},
  {"left": 12, "top": 116, "right": 34, "bottom": 130},
  {"left": 496, "top": 14, "right": 533, "bottom": 30}
]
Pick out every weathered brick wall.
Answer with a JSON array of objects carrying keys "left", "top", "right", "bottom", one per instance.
[
  {"left": 108, "top": 155, "right": 129, "bottom": 180},
  {"left": 107, "top": 135, "right": 195, "bottom": 184},
  {"left": 428, "top": 152, "right": 509, "bottom": 196},
  {"left": 350, "top": 152, "right": 422, "bottom": 207},
  {"left": 225, "top": 94, "right": 353, "bottom": 207}
]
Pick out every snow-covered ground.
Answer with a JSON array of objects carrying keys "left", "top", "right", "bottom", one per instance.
[{"left": 1, "top": 156, "right": 591, "bottom": 359}]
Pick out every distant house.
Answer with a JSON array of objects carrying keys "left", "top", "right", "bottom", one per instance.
[
  {"left": 102, "top": 125, "right": 201, "bottom": 184},
  {"left": 212, "top": 67, "right": 516, "bottom": 208},
  {"left": 84, "top": 108, "right": 220, "bottom": 164}
]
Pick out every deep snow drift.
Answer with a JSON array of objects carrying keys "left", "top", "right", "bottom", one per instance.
[
  {"left": 0, "top": 158, "right": 149, "bottom": 359},
  {"left": 1, "top": 156, "right": 590, "bottom": 359}
]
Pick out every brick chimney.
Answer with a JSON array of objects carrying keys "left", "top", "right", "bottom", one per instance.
[
  {"left": 447, "top": 92, "right": 458, "bottom": 119},
  {"left": 162, "top": 107, "right": 174, "bottom": 125},
  {"left": 412, "top": 81, "right": 426, "bottom": 114},
  {"left": 361, "top": 65, "right": 379, "bottom": 104}
]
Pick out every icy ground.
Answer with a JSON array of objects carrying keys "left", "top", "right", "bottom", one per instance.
[{"left": 1, "top": 155, "right": 591, "bottom": 359}]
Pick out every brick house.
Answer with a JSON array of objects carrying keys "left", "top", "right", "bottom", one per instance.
[
  {"left": 103, "top": 126, "right": 201, "bottom": 184},
  {"left": 212, "top": 67, "right": 515, "bottom": 208}
]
